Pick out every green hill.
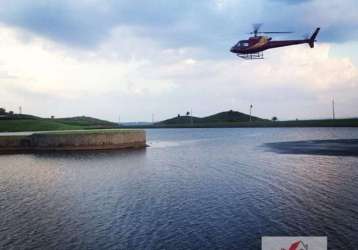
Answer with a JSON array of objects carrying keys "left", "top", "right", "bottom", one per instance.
[
  {"left": 200, "top": 110, "right": 264, "bottom": 123},
  {"left": 0, "top": 113, "right": 40, "bottom": 120},
  {"left": 159, "top": 115, "right": 201, "bottom": 125},
  {"left": 153, "top": 111, "right": 358, "bottom": 128},
  {"left": 0, "top": 119, "right": 82, "bottom": 132},
  {"left": 0, "top": 114, "right": 119, "bottom": 132},
  {"left": 158, "top": 110, "right": 266, "bottom": 126},
  {"left": 55, "top": 116, "right": 118, "bottom": 128}
]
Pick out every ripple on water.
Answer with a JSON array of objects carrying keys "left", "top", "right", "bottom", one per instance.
[{"left": 1, "top": 128, "right": 358, "bottom": 249}]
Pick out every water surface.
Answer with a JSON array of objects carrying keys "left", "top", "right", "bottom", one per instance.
[{"left": 1, "top": 128, "right": 358, "bottom": 249}]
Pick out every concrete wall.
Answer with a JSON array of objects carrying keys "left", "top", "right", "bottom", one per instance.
[
  {"left": 0, "top": 130, "right": 146, "bottom": 153},
  {"left": 0, "top": 135, "right": 31, "bottom": 151}
]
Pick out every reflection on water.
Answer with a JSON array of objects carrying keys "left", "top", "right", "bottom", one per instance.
[
  {"left": 1, "top": 128, "right": 358, "bottom": 249},
  {"left": 265, "top": 139, "right": 358, "bottom": 156}
]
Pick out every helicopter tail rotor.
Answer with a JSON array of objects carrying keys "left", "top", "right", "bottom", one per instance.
[{"left": 309, "top": 27, "right": 320, "bottom": 48}]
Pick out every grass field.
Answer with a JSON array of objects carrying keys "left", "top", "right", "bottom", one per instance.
[
  {"left": 1, "top": 115, "right": 358, "bottom": 133},
  {"left": 155, "top": 110, "right": 358, "bottom": 128},
  {"left": 124, "top": 118, "right": 358, "bottom": 128}
]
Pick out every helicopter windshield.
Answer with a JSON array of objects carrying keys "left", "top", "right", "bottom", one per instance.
[
  {"left": 237, "top": 41, "right": 249, "bottom": 48},
  {"left": 236, "top": 40, "right": 249, "bottom": 48}
]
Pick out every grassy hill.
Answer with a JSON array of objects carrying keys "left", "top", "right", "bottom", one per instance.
[
  {"left": 0, "top": 114, "right": 119, "bottom": 132},
  {"left": 145, "top": 110, "right": 358, "bottom": 128},
  {"left": 2, "top": 110, "right": 358, "bottom": 132},
  {"left": 201, "top": 110, "right": 264, "bottom": 123},
  {"left": 159, "top": 115, "right": 201, "bottom": 125},
  {"left": 0, "top": 119, "right": 83, "bottom": 132},
  {"left": 55, "top": 116, "right": 118, "bottom": 128},
  {"left": 159, "top": 110, "right": 266, "bottom": 126},
  {"left": 0, "top": 114, "right": 40, "bottom": 120},
  {"left": 152, "top": 118, "right": 358, "bottom": 128}
]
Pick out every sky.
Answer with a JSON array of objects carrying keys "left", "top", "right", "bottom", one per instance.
[{"left": 0, "top": 0, "right": 358, "bottom": 122}]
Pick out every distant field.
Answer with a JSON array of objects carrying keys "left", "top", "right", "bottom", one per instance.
[
  {"left": 124, "top": 118, "right": 358, "bottom": 128},
  {"left": 1, "top": 114, "right": 358, "bottom": 132},
  {"left": 154, "top": 110, "right": 358, "bottom": 128}
]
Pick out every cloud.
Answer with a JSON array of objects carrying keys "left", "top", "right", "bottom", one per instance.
[
  {"left": 0, "top": 25, "right": 178, "bottom": 119},
  {"left": 1, "top": 0, "right": 357, "bottom": 52},
  {"left": 2, "top": 23, "right": 357, "bottom": 121},
  {"left": 1, "top": 2, "right": 358, "bottom": 121},
  {"left": 262, "top": 0, "right": 358, "bottom": 43}
]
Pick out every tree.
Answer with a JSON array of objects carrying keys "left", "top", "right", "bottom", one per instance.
[
  {"left": 272, "top": 116, "right": 278, "bottom": 121},
  {"left": 186, "top": 111, "right": 190, "bottom": 116},
  {"left": 0, "top": 108, "right": 6, "bottom": 115},
  {"left": 177, "top": 114, "right": 180, "bottom": 118},
  {"left": 8, "top": 111, "right": 14, "bottom": 115}
]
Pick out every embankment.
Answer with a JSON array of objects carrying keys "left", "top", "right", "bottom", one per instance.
[{"left": 0, "top": 129, "right": 146, "bottom": 153}]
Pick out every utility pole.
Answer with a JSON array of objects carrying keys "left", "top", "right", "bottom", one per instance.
[
  {"left": 190, "top": 108, "right": 193, "bottom": 125},
  {"left": 118, "top": 115, "right": 121, "bottom": 126},
  {"left": 249, "top": 104, "right": 253, "bottom": 122},
  {"left": 332, "top": 98, "right": 335, "bottom": 120},
  {"left": 19, "top": 106, "right": 22, "bottom": 115}
]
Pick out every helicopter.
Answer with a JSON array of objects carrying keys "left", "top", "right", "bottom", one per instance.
[{"left": 230, "top": 24, "right": 320, "bottom": 59}]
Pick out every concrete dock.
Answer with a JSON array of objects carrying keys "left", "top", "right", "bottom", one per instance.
[{"left": 0, "top": 129, "right": 146, "bottom": 153}]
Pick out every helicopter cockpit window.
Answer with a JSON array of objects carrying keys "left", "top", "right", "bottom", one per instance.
[{"left": 240, "top": 41, "right": 249, "bottom": 47}]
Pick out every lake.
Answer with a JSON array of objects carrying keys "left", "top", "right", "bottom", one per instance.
[{"left": 1, "top": 128, "right": 358, "bottom": 249}]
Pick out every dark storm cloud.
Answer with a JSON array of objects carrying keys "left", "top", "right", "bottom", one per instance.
[{"left": 0, "top": 0, "right": 357, "bottom": 50}]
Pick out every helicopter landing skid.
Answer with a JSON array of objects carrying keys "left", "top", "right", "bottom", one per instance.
[{"left": 237, "top": 52, "right": 264, "bottom": 60}]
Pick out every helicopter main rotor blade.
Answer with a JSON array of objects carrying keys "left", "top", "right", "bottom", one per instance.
[
  {"left": 253, "top": 23, "right": 263, "bottom": 32},
  {"left": 252, "top": 23, "right": 263, "bottom": 36},
  {"left": 249, "top": 23, "right": 293, "bottom": 36},
  {"left": 259, "top": 31, "right": 293, "bottom": 34}
]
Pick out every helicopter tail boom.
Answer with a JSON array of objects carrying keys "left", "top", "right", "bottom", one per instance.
[{"left": 309, "top": 27, "right": 320, "bottom": 48}]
